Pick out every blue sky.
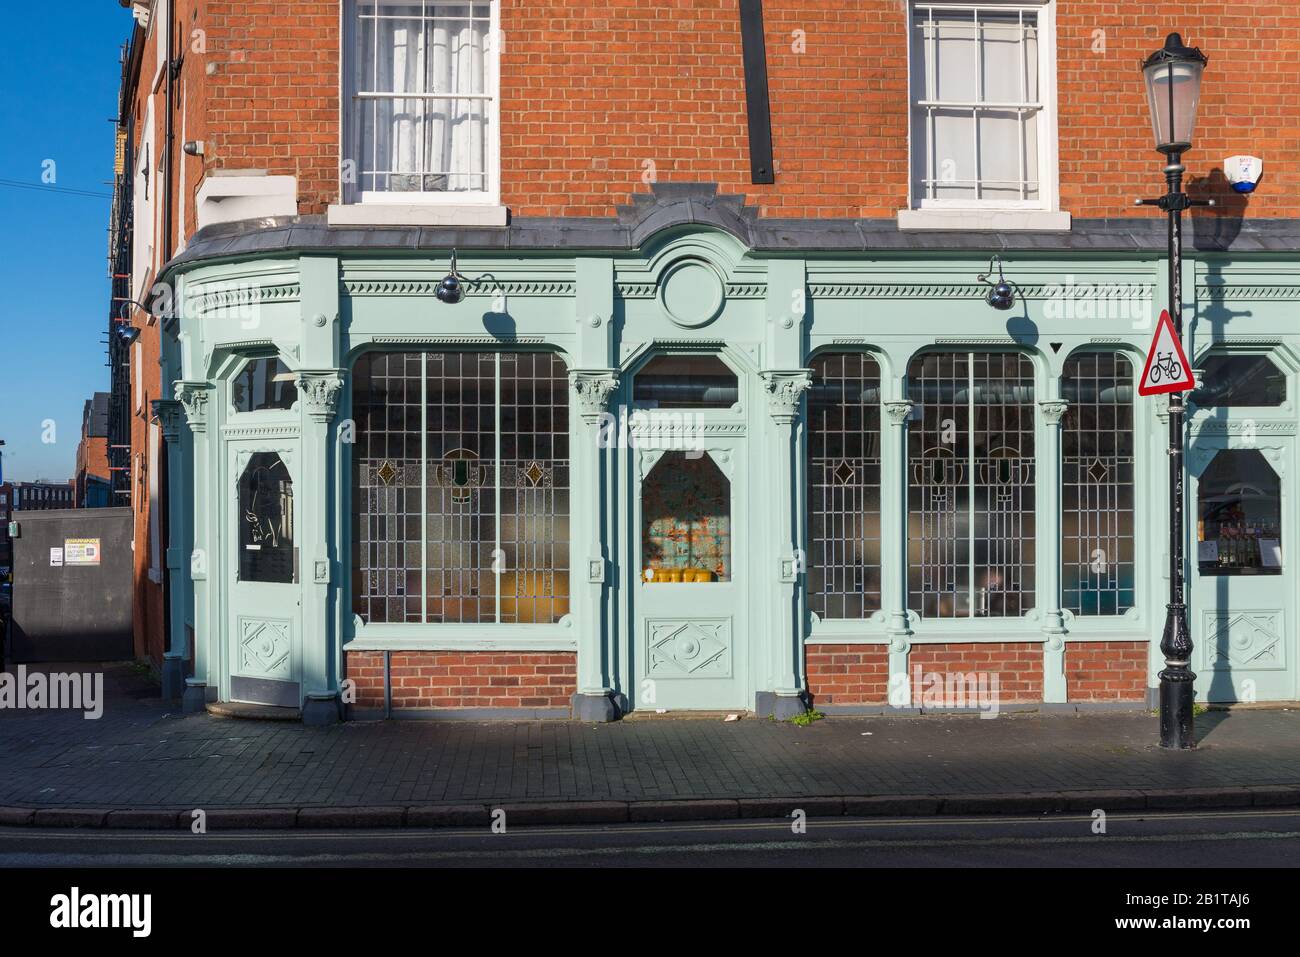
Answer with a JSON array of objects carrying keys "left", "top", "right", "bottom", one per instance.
[{"left": 0, "top": 4, "right": 133, "bottom": 483}]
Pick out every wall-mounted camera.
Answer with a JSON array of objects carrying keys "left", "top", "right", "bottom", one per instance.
[{"left": 1224, "top": 155, "right": 1263, "bottom": 193}]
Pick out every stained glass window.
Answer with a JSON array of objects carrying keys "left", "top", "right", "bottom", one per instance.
[
  {"left": 352, "top": 350, "right": 570, "bottom": 624},
  {"left": 1062, "top": 353, "right": 1136, "bottom": 615},
  {"left": 807, "top": 352, "right": 883, "bottom": 618},
  {"left": 641, "top": 452, "right": 731, "bottom": 583},
  {"left": 907, "top": 351, "right": 1035, "bottom": 618}
]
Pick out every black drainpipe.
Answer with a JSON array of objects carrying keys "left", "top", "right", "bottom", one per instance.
[{"left": 160, "top": 0, "right": 177, "bottom": 689}]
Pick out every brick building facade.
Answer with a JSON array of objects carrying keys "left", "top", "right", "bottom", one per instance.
[{"left": 112, "top": 1, "right": 1300, "bottom": 719}]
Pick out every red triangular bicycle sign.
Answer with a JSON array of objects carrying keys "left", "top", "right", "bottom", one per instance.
[{"left": 1137, "top": 310, "right": 1194, "bottom": 396}]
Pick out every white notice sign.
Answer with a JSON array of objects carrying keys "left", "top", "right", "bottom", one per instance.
[{"left": 49, "top": 548, "right": 64, "bottom": 567}]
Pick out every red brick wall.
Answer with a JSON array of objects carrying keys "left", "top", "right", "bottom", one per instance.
[
  {"left": 346, "top": 651, "right": 577, "bottom": 710},
  {"left": 203, "top": 1, "right": 340, "bottom": 215},
  {"left": 169, "top": 1, "right": 1299, "bottom": 224},
  {"left": 910, "top": 642, "right": 1043, "bottom": 704},
  {"left": 806, "top": 644, "right": 890, "bottom": 706},
  {"left": 1066, "top": 641, "right": 1149, "bottom": 702}
]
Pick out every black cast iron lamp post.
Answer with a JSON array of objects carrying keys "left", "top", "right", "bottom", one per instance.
[{"left": 1136, "top": 33, "right": 1213, "bottom": 749}]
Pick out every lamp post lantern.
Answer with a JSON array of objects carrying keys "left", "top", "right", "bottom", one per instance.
[{"left": 1136, "top": 33, "right": 1212, "bottom": 749}]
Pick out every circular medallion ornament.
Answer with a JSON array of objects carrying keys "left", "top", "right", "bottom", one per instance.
[{"left": 659, "top": 257, "right": 725, "bottom": 328}]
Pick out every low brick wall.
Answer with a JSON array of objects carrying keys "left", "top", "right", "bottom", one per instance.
[
  {"left": 346, "top": 651, "right": 577, "bottom": 711},
  {"left": 910, "top": 642, "right": 1043, "bottom": 704},
  {"left": 1065, "top": 641, "right": 1149, "bottom": 702},
  {"left": 806, "top": 644, "right": 889, "bottom": 706}
]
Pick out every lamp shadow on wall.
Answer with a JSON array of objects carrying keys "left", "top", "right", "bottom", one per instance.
[
  {"left": 475, "top": 274, "right": 516, "bottom": 339},
  {"left": 1003, "top": 294, "right": 1038, "bottom": 347},
  {"left": 1184, "top": 167, "right": 1256, "bottom": 721},
  {"left": 1187, "top": 167, "right": 1251, "bottom": 253}
]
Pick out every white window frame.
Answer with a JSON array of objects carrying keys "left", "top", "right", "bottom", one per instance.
[
  {"left": 339, "top": 0, "right": 502, "bottom": 211},
  {"left": 903, "top": 1, "right": 1063, "bottom": 225}
]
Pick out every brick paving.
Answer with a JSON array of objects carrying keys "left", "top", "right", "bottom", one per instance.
[{"left": 2, "top": 664, "right": 1299, "bottom": 810}]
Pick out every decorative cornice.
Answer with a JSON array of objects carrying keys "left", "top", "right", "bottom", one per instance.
[
  {"left": 629, "top": 421, "right": 747, "bottom": 436},
  {"left": 1039, "top": 400, "right": 1069, "bottom": 425},
  {"left": 760, "top": 370, "right": 812, "bottom": 423},
  {"left": 152, "top": 399, "right": 185, "bottom": 442},
  {"left": 616, "top": 280, "right": 766, "bottom": 300},
  {"left": 344, "top": 280, "right": 574, "bottom": 297},
  {"left": 569, "top": 370, "right": 619, "bottom": 420},
  {"left": 1193, "top": 419, "right": 1296, "bottom": 436},
  {"left": 1198, "top": 284, "right": 1300, "bottom": 301},
  {"left": 220, "top": 424, "right": 301, "bottom": 440},
  {"left": 295, "top": 370, "right": 345, "bottom": 422},
  {"left": 189, "top": 283, "right": 300, "bottom": 317},
  {"left": 883, "top": 400, "right": 913, "bottom": 426},
  {"left": 367, "top": 334, "right": 546, "bottom": 345},
  {"left": 807, "top": 282, "right": 1152, "bottom": 300},
  {"left": 174, "top": 381, "right": 212, "bottom": 431},
  {"left": 211, "top": 337, "right": 276, "bottom": 352}
]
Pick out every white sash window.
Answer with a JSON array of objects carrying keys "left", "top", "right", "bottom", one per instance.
[
  {"left": 347, "top": 1, "right": 499, "bottom": 205},
  {"left": 908, "top": 2, "right": 1057, "bottom": 210}
]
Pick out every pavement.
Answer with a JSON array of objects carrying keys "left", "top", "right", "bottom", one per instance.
[{"left": 2, "top": 662, "right": 1300, "bottom": 829}]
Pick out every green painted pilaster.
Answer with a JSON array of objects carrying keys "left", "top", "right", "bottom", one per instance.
[
  {"left": 175, "top": 380, "right": 213, "bottom": 713},
  {"left": 155, "top": 398, "right": 187, "bottom": 699},
  {"left": 761, "top": 257, "right": 809, "bottom": 718},
  {"left": 1038, "top": 397, "right": 1069, "bottom": 702},
  {"left": 570, "top": 257, "right": 619, "bottom": 720},
  {"left": 882, "top": 397, "right": 914, "bottom": 706},
  {"left": 297, "top": 255, "right": 343, "bottom": 725}
]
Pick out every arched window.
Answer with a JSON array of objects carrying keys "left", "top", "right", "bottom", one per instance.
[
  {"left": 641, "top": 452, "right": 731, "bottom": 583},
  {"left": 351, "top": 351, "right": 570, "bottom": 624},
  {"left": 1061, "top": 353, "right": 1136, "bottom": 615},
  {"left": 232, "top": 357, "right": 298, "bottom": 412},
  {"left": 239, "top": 452, "right": 295, "bottom": 583},
  {"left": 806, "top": 352, "right": 883, "bottom": 619},
  {"left": 907, "top": 351, "right": 1035, "bottom": 618}
]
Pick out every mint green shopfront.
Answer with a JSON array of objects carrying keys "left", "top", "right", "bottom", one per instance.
[{"left": 155, "top": 190, "right": 1300, "bottom": 723}]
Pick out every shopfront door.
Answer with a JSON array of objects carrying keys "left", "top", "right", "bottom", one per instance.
[
  {"left": 1189, "top": 443, "right": 1295, "bottom": 702},
  {"left": 226, "top": 441, "right": 303, "bottom": 707},
  {"left": 631, "top": 441, "right": 749, "bottom": 710}
]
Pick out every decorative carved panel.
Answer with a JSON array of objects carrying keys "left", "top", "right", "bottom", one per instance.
[
  {"left": 1201, "top": 611, "right": 1286, "bottom": 672},
  {"left": 238, "top": 616, "right": 294, "bottom": 680},
  {"left": 646, "top": 618, "right": 733, "bottom": 678}
]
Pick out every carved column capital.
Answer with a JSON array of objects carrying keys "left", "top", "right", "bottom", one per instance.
[
  {"left": 295, "top": 370, "right": 345, "bottom": 422},
  {"left": 883, "top": 400, "right": 914, "bottom": 427},
  {"left": 1038, "top": 399, "right": 1069, "bottom": 426},
  {"left": 174, "top": 380, "right": 212, "bottom": 432},
  {"left": 152, "top": 398, "right": 185, "bottom": 443},
  {"left": 569, "top": 369, "right": 619, "bottom": 422},
  {"left": 760, "top": 370, "right": 812, "bottom": 424}
]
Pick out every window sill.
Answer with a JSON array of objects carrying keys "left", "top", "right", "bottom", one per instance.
[
  {"left": 897, "top": 208, "right": 1071, "bottom": 232},
  {"left": 327, "top": 203, "right": 509, "bottom": 228}
]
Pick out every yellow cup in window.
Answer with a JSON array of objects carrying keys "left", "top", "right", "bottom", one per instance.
[{"left": 665, "top": 568, "right": 684, "bottom": 583}]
